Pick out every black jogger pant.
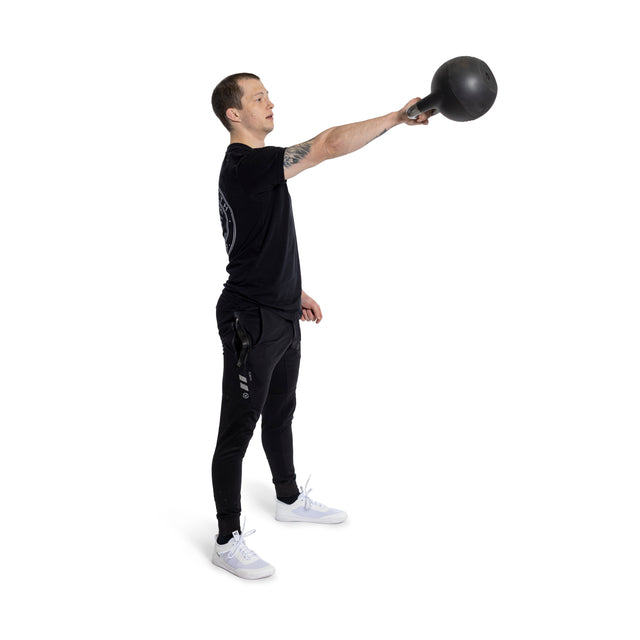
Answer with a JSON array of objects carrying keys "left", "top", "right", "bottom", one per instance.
[{"left": 212, "top": 303, "right": 301, "bottom": 537}]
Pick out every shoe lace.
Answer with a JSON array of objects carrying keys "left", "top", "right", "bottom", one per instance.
[
  {"left": 225, "top": 519, "right": 258, "bottom": 562},
  {"left": 299, "top": 475, "right": 326, "bottom": 511}
]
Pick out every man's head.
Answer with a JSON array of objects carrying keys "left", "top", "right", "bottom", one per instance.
[{"left": 211, "top": 73, "right": 274, "bottom": 139}]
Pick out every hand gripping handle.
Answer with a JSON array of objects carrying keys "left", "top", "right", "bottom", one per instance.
[{"left": 406, "top": 94, "right": 439, "bottom": 120}]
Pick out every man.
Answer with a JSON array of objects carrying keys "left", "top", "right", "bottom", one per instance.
[{"left": 210, "top": 72, "right": 431, "bottom": 579}]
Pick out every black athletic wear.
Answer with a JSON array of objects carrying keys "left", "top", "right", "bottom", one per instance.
[
  {"left": 217, "top": 143, "right": 302, "bottom": 318},
  {"left": 212, "top": 143, "right": 303, "bottom": 537},
  {"left": 212, "top": 306, "right": 301, "bottom": 537}
]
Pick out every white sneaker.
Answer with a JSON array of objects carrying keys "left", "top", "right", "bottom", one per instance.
[
  {"left": 275, "top": 477, "right": 347, "bottom": 524},
  {"left": 212, "top": 524, "right": 275, "bottom": 580}
]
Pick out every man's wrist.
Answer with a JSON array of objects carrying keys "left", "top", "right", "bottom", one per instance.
[{"left": 389, "top": 111, "right": 403, "bottom": 127}]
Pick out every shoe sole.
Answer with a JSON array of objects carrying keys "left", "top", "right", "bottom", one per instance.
[
  {"left": 275, "top": 512, "right": 347, "bottom": 524},
  {"left": 211, "top": 553, "right": 275, "bottom": 580}
]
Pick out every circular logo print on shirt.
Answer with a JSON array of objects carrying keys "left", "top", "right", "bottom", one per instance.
[{"left": 218, "top": 188, "right": 236, "bottom": 256}]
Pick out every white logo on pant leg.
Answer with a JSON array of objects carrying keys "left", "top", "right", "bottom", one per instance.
[{"left": 239, "top": 374, "right": 249, "bottom": 399}]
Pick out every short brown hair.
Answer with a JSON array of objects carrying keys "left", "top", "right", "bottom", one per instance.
[{"left": 211, "top": 73, "right": 260, "bottom": 132}]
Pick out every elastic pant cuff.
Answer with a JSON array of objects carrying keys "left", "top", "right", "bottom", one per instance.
[
  {"left": 275, "top": 479, "right": 299, "bottom": 501},
  {"left": 217, "top": 514, "right": 241, "bottom": 537}
]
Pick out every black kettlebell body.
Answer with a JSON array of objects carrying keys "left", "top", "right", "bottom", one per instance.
[{"left": 412, "top": 56, "right": 498, "bottom": 122}]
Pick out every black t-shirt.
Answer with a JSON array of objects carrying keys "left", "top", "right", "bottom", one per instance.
[{"left": 217, "top": 143, "right": 302, "bottom": 319}]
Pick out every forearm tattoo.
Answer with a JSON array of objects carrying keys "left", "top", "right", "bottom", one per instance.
[
  {"left": 373, "top": 128, "right": 388, "bottom": 141},
  {"left": 284, "top": 140, "right": 312, "bottom": 167}
]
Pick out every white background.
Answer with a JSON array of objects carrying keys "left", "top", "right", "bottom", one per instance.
[{"left": 1, "top": 0, "right": 639, "bottom": 637}]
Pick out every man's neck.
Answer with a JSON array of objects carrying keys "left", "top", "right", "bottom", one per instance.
[{"left": 229, "top": 131, "right": 266, "bottom": 148}]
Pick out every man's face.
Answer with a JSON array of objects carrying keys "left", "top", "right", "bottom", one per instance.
[{"left": 236, "top": 78, "right": 274, "bottom": 136}]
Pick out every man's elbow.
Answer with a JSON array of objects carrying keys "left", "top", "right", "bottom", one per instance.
[{"left": 318, "top": 128, "right": 339, "bottom": 161}]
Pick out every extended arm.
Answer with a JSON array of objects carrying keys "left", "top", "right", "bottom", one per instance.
[{"left": 283, "top": 99, "right": 432, "bottom": 179}]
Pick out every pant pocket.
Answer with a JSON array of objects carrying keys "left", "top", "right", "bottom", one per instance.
[{"left": 233, "top": 309, "right": 263, "bottom": 368}]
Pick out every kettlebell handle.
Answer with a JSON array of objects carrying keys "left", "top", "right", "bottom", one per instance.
[{"left": 406, "top": 94, "right": 440, "bottom": 120}]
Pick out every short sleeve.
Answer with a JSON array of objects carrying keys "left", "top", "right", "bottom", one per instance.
[{"left": 236, "top": 146, "right": 286, "bottom": 193}]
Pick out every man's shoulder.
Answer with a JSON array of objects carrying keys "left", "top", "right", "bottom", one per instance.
[
  {"left": 221, "top": 144, "right": 287, "bottom": 193},
  {"left": 222, "top": 144, "right": 283, "bottom": 170}
]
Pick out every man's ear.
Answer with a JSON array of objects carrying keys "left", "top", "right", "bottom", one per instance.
[{"left": 226, "top": 107, "right": 241, "bottom": 126}]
